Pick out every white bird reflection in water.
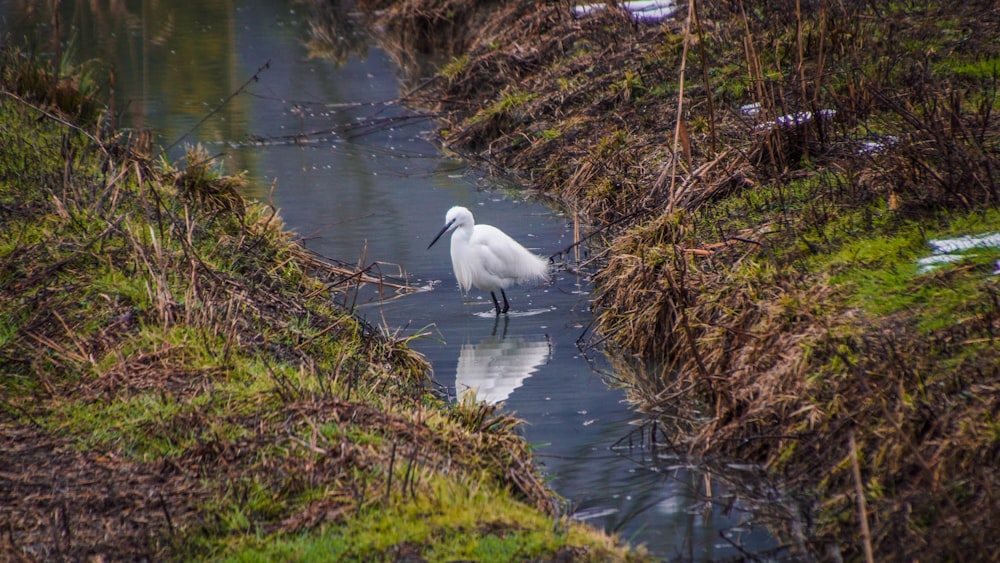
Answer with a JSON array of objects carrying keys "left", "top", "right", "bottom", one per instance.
[{"left": 455, "top": 319, "right": 551, "bottom": 405}]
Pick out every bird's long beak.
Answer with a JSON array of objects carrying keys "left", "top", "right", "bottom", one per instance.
[{"left": 427, "top": 218, "right": 455, "bottom": 249}]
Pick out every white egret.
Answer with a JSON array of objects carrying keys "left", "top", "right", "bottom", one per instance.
[{"left": 428, "top": 206, "right": 549, "bottom": 315}]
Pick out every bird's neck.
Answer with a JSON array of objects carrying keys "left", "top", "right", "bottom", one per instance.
[{"left": 451, "top": 224, "right": 473, "bottom": 242}]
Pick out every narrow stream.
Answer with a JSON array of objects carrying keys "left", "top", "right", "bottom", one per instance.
[{"left": 0, "top": 1, "right": 793, "bottom": 559}]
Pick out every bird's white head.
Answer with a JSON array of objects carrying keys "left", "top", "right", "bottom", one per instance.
[{"left": 428, "top": 206, "right": 474, "bottom": 249}]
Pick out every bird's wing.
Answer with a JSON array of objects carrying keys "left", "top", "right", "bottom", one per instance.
[
  {"left": 471, "top": 225, "right": 545, "bottom": 283},
  {"left": 470, "top": 225, "right": 518, "bottom": 277}
]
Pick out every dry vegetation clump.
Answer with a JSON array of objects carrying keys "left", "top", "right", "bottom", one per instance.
[
  {"left": 790, "top": 310, "right": 1000, "bottom": 559},
  {"left": 0, "top": 81, "right": 571, "bottom": 559},
  {"left": 429, "top": 3, "right": 692, "bottom": 222},
  {"left": 368, "top": 0, "right": 1000, "bottom": 558}
]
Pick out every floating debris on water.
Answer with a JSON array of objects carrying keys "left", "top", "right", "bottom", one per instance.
[
  {"left": 917, "top": 232, "right": 1000, "bottom": 274},
  {"left": 571, "top": 506, "right": 620, "bottom": 522},
  {"left": 573, "top": 1, "right": 679, "bottom": 22}
]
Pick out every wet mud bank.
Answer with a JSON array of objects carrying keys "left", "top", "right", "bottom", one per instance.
[{"left": 364, "top": 0, "right": 1000, "bottom": 559}]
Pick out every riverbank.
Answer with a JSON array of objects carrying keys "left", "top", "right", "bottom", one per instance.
[
  {"left": 0, "top": 47, "right": 643, "bottom": 561},
  {"left": 365, "top": 0, "right": 1000, "bottom": 559}
]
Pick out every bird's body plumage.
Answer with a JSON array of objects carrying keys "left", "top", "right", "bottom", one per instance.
[{"left": 428, "top": 206, "right": 549, "bottom": 314}]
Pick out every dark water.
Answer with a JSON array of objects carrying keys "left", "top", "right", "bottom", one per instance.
[{"left": 0, "top": 1, "right": 794, "bottom": 559}]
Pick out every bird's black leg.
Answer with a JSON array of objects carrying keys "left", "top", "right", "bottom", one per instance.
[
  {"left": 490, "top": 291, "right": 502, "bottom": 316},
  {"left": 500, "top": 288, "right": 510, "bottom": 314}
]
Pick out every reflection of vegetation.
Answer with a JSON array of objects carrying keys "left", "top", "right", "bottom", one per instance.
[
  {"left": 301, "top": 0, "right": 371, "bottom": 64},
  {"left": 607, "top": 358, "right": 805, "bottom": 558},
  {"left": 340, "top": 0, "right": 484, "bottom": 88},
  {"left": 3, "top": 0, "right": 245, "bottom": 143}
]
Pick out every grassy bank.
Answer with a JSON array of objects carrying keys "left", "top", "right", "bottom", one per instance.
[
  {"left": 364, "top": 0, "right": 1000, "bottom": 559},
  {"left": 0, "top": 47, "right": 642, "bottom": 561}
]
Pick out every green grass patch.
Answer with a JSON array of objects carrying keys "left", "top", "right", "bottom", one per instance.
[
  {"left": 222, "top": 472, "right": 623, "bottom": 562},
  {"left": 473, "top": 88, "right": 539, "bottom": 123},
  {"left": 440, "top": 55, "right": 470, "bottom": 80},
  {"left": 819, "top": 208, "right": 1000, "bottom": 332},
  {"left": 947, "top": 55, "right": 1000, "bottom": 81}
]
